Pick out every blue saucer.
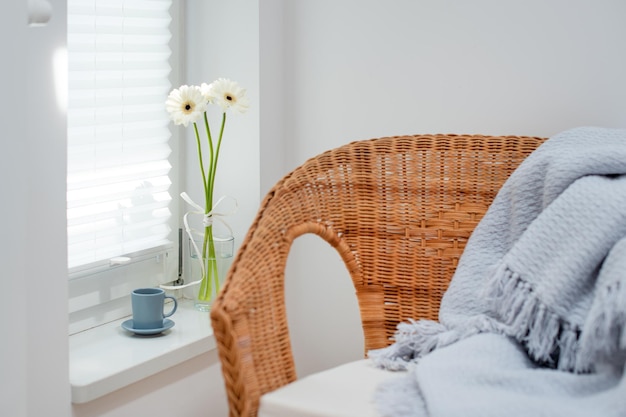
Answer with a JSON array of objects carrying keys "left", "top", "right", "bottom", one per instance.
[{"left": 121, "top": 318, "right": 175, "bottom": 335}]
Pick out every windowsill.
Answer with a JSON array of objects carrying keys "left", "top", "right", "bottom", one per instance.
[{"left": 69, "top": 299, "right": 216, "bottom": 404}]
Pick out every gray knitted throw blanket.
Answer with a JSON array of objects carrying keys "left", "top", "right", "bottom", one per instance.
[{"left": 369, "top": 127, "right": 626, "bottom": 417}]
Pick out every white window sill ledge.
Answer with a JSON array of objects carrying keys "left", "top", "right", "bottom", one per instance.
[{"left": 69, "top": 299, "right": 216, "bottom": 404}]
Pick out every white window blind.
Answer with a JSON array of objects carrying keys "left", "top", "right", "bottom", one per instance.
[{"left": 67, "top": 0, "right": 174, "bottom": 272}]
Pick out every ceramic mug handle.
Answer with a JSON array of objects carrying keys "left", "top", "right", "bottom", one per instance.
[{"left": 163, "top": 295, "right": 178, "bottom": 318}]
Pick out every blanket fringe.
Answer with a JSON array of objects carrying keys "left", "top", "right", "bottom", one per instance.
[
  {"left": 371, "top": 264, "right": 626, "bottom": 373},
  {"left": 486, "top": 263, "right": 583, "bottom": 372},
  {"left": 368, "top": 320, "right": 461, "bottom": 371},
  {"left": 578, "top": 280, "right": 626, "bottom": 370}
]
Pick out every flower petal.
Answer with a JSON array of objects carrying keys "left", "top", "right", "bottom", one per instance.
[
  {"left": 204, "top": 78, "right": 249, "bottom": 114},
  {"left": 165, "top": 85, "right": 207, "bottom": 127}
]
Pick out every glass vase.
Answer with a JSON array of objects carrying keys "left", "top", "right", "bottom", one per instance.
[{"left": 188, "top": 235, "right": 235, "bottom": 312}]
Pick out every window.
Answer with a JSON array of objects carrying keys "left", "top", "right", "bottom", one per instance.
[{"left": 67, "top": 0, "right": 180, "bottom": 334}]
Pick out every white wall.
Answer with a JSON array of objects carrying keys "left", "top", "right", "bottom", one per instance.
[
  {"left": 259, "top": 0, "right": 288, "bottom": 194},
  {"left": 1, "top": 0, "right": 71, "bottom": 415},
  {"left": 281, "top": 0, "right": 626, "bottom": 377},
  {"left": 282, "top": 0, "right": 626, "bottom": 166},
  {"left": 2, "top": 2, "right": 29, "bottom": 415}
]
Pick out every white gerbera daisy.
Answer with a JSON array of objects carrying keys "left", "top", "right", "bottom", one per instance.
[
  {"left": 202, "top": 78, "right": 249, "bottom": 114},
  {"left": 165, "top": 85, "right": 207, "bottom": 127}
]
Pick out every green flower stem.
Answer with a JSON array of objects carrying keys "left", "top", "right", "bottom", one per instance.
[
  {"left": 204, "top": 112, "right": 215, "bottom": 210},
  {"left": 192, "top": 122, "right": 209, "bottom": 200},
  {"left": 208, "top": 113, "right": 227, "bottom": 199},
  {"left": 197, "top": 225, "right": 218, "bottom": 302},
  {"left": 196, "top": 112, "right": 227, "bottom": 302},
  {"left": 193, "top": 119, "right": 214, "bottom": 302}
]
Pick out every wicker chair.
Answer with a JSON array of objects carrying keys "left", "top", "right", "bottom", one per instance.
[{"left": 210, "top": 133, "right": 546, "bottom": 417}]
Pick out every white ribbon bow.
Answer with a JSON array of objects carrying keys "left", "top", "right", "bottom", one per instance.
[{"left": 160, "top": 192, "right": 237, "bottom": 290}]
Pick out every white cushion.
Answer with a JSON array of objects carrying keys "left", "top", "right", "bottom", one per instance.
[{"left": 258, "top": 359, "right": 405, "bottom": 417}]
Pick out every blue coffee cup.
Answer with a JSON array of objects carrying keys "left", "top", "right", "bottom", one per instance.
[{"left": 131, "top": 287, "right": 178, "bottom": 329}]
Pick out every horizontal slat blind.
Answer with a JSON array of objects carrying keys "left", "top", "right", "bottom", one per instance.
[{"left": 67, "top": 0, "right": 174, "bottom": 270}]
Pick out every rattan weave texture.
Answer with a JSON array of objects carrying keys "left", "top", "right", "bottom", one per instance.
[{"left": 210, "top": 134, "right": 545, "bottom": 417}]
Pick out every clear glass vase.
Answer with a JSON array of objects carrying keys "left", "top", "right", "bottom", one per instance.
[{"left": 188, "top": 235, "right": 235, "bottom": 311}]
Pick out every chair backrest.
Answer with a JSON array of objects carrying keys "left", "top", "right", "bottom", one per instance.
[{"left": 211, "top": 134, "right": 546, "bottom": 417}]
